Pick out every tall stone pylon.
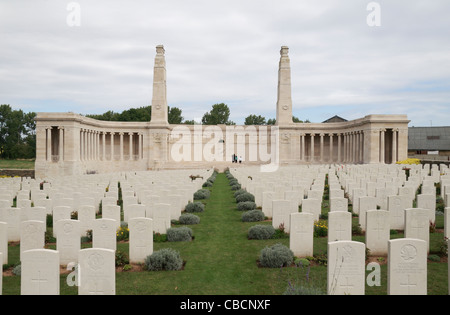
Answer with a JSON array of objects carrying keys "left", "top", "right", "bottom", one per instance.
[
  {"left": 150, "top": 45, "right": 169, "bottom": 125},
  {"left": 276, "top": 46, "right": 293, "bottom": 126}
]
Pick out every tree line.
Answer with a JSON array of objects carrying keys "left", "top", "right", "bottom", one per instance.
[
  {"left": 0, "top": 105, "right": 36, "bottom": 160},
  {"left": 87, "top": 103, "right": 310, "bottom": 125}
]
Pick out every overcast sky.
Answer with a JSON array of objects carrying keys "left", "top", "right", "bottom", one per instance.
[{"left": 1, "top": 0, "right": 449, "bottom": 126}]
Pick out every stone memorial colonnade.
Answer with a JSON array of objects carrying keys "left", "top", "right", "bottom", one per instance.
[{"left": 35, "top": 45, "right": 409, "bottom": 178}]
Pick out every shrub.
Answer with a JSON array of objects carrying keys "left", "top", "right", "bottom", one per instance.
[
  {"left": 185, "top": 202, "right": 205, "bottom": 213},
  {"left": 237, "top": 201, "right": 257, "bottom": 211},
  {"left": 248, "top": 225, "right": 275, "bottom": 240},
  {"left": 179, "top": 213, "right": 200, "bottom": 225},
  {"left": 242, "top": 210, "right": 265, "bottom": 222},
  {"left": 144, "top": 248, "right": 183, "bottom": 271},
  {"left": 167, "top": 226, "right": 193, "bottom": 242},
  {"left": 115, "top": 250, "right": 130, "bottom": 267},
  {"left": 194, "top": 189, "right": 211, "bottom": 200},
  {"left": 202, "top": 180, "right": 213, "bottom": 188},
  {"left": 231, "top": 183, "right": 241, "bottom": 191},
  {"left": 234, "top": 189, "right": 247, "bottom": 198},
  {"left": 236, "top": 192, "right": 255, "bottom": 203},
  {"left": 259, "top": 243, "right": 294, "bottom": 268}
]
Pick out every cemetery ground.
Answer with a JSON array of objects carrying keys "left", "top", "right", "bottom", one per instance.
[
  {"left": 1, "top": 172, "right": 449, "bottom": 295},
  {"left": 0, "top": 159, "right": 35, "bottom": 170}
]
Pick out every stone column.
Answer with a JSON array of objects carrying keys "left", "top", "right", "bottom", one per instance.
[
  {"left": 359, "top": 131, "right": 364, "bottom": 163},
  {"left": 329, "top": 133, "right": 334, "bottom": 163},
  {"left": 58, "top": 127, "right": 64, "bottom": 162},
  {"left": 392, "top": 128, "right": 398, "bottom": 164},
  {"left": 110, "top": 132, "right": 115, "bottom": 161},
  {"left": 150, "top": 45, "right": 169, "bottom": 125},
  {"left": 319, "top": 133, "right": 324, "bottom": 163},
  {"left": 380, "top": 129, "right": 386, "bottom": 164},
  {"left": 310, "top": 134, "right": 315, "bottom": 162},
  {"left": 276, "top": 46, "right": 293, "bottom": 125},
  {"left": 46, "top": 127, "right": 52, "bottom": 161},
  {"left": 102, "top": 132, "right": 106, "bottom": 161},
  {"left": 337, "top": 133, "right": 342, "bottom": 163},
  {"left": 138, "top": 133, "right": 143, "bottom": 160},
  {"left": 119, "top": 132, "right": 124, "bottom": 161},
  {"left": 300, "top": 133, "right": 305, "bottom": 161},
  {"left": 129, "top": 133, "right": 133, "bottom": 160}
]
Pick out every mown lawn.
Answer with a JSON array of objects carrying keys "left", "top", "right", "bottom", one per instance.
[{"left": 0, "top": 159, "right": 35, "bottom": 170}]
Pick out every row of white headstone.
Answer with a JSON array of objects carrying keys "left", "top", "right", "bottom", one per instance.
[
  {"left": 230, "top": 163, "right": 450, "bottom": 295},
  {"left": 0, "top": 168, "right": 212, "bottom": 295}
]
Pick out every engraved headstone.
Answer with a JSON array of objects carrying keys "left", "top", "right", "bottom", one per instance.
[
  {"left": 388, "top": 238, "right": 427, "bottom": 295},
  {"left": 21, "top": 249, "right": 60, "bottom": 295},
  {"left": 55, "top": 219, "right": 81, "bottom": 265},
  {"left": 289, "top": 213, "right": 314, "bottom": 257},
  {"left": 0, "top": 222, "right": 7, "bottom": 264},
  {"left": 152, "top": 203, "right": 171, "bottom": 234},
  {"left": 405, "top": 208, "right": 430, "bottom": 253},
  {"left": 129, "top": 217, "right": 153, "bottom": 263},
  {"left": 92, "top": 218, "right": 117, "bottom": 251},
  {"left": 327, "top": 241, "right": 366, "bottom": 295},
  {"left": 79, "top": 248, "right": 115, "bottom": 295},
  {"left": 365, "top": 210, "right": 390, "bottom": 255},
  {"left": 328, "top": 211, "right": 352, "bottom": 242},
  {"left": 20, "top": 220, "right": 45, "bottom": 261}
]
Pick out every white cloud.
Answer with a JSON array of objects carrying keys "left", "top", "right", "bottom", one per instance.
[{"left": 0, "top": 0, "right": 449, "bottom": 126}]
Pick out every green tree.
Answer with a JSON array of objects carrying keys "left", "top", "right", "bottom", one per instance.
[
  {"left": 168, "top": 107, "right": 184, "bottom": 124},
  {"left": 0, "top": 105, "right": 36, "bottom": 159},
  {"left": 267, "top": 118, "right": 276, "bottom": 125},
  {"left": 201, "top": 103, "right": 235, "bottom": 125},
  {"left": 244, "top": 114, "right": 266, "bottom": 125}
]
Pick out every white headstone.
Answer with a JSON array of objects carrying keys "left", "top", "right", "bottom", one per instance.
[
  {"left": 55, "top": 219, "right": 81, "bottom": 265},
  {"left": 78, "top": 205, "right": 96, "bottom": 237},
  {"left": 358, "top": 196, "right": 377, "bottom": 231},
  {"left": 0, "top": 251, "right": 2, "bottom": 295},
  {"left": 102, "top": 205, "right": 120, "bottom": 230},
  {"left": 168, "top": 194, "right": 183, "bottom": 220},
  {"left": 262, "top": 191, "right": 275, "bottom": 218},
  {"left": 92, "top": 218, "right": 117, "bottom": 251},
  {"left": 272, "top": 200, "right": 293, "bottom": 232},
  {"left": 126, "top": 204, "right": 147, "bottom": 222},
  {"left": 301, "top": 198, "right": 321, "bottom": 222},
  {"left": 20, "top": 220, "right": 45, "bottom": 261},
  {"left": 365, "top": 210, "right": 390, "bottom": 256},
  {"left": 0, "top": 208, "right": 21, "bottom": 241},
  {"left": 445, "top": 207, "right": 450, "bottom": 239},
  {"left": 0, "top": 222, "right": 7, "bottom": 265},
  {"left": 388, "top": 238, "right": 427, "bottom": 295},
  {"left": 417, "top": 194, "right": 436, "bottom": 224},
  {"left": 153, "top": 203, "right": 171, "bottom": 234},
  {"left": 20, "top": 249, "right": 60, "bottom": 295},
  {"left": 328, "top": 211, "right": 352, "bottom": 242},
  {"left": 79, "top": 248, "right": 115, "bottom": 295},
  {"left": 405, "top": 208, "right": 430, "bottom": 253},
  {"left": 289, "top": 213, "right": 314, "bottom": 257},
  {"left": 129, "top": 217, "right": 153, "bottom": 264},
  {"left": 388, "top": 195, "right": 406, "bottom": 230},
  {"left": 327, "top": 241, "right": 366, "bottom": 295},
  {"left": 330, "top": 197, "right": 348, "bottom": 212}
]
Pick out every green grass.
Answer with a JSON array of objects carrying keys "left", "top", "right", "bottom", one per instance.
[
  {"left": 1, "top": 172, "right": 448, "bottom": 295},
  {"left": 0, "top": 159, "right": 35, "bottom": 170}
]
